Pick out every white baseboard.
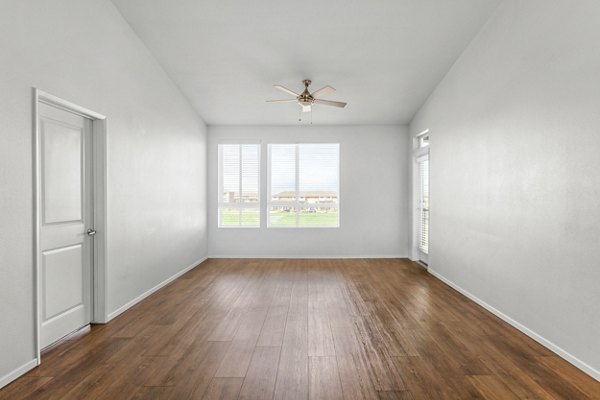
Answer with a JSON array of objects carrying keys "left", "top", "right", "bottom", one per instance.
[
  {"left": 0, "top": 359, "right": 38, "bottom": 390},
  {"left": 428, "top": 268, "right": 600, "bottom": 382},
  {"left": 208, "top": 254, "right": 407, "bottom": 259},
  {"left": 107, "top": 256, "right": 207, "bottom": 321}
]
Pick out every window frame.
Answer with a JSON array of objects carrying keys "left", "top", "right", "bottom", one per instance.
[
  {"left": 267, "top": 143, "right": 340, "bottom": 229},
  {"left": 417, "top": 130, "right": 430, "bottom": 149},
  {"left": 217, "top": 143, "right": 261, "bottom": 228}
]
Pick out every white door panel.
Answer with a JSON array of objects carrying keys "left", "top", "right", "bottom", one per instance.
[
  {"left": 39, "top": 102, "right": 93, "bottom": 348},
  {"left": 42, "top": 245, "right": 84, "bottom": 320},
  {"left": 42, "top": 118, "right": 83, "bottom": 224}
]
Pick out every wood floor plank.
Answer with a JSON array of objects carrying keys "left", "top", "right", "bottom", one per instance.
[
  {"left": 2, "top": 258, "right": 598, "bottom": 400},
  {"left": 467, "top": 335, "right": 558, "bottom": 399},
  {"left": 328, "top": 304, "right": 361, "bottom": 356},
  {"left": 140, "top": 307, "right": 205, "bottom": 357},
  {"left": 355, "top": 350, "right": 407, "bottom": 392},
  {"left": 273, "top": 319, "right": 308, "bottom": 400},
  {"left": 202, "top": 377, "right": 244, "bottom": 400},
  {"left": 61, "top": 355, "right": 167, "bottom": 400},
  {"left": 22, "top": 338, "right": 131, "bottom": 400},
  {"left": 207, "top": 304, "right": 245, "bottom": 342},
  {"left": 388, "top": 356, "right": 451, "bottom": 399},
  {"left": 537, "top": 356, "right": 600, "bottom": 400},
  {"left": 336, "top": 354, "right": 379, "bottom": 400},
  {"left": 238, "top": 346, "right": 281, "bottom": 400},
  {"left": 130, "top": 386, "right": 174, "bottom": 400},
  {"left": 27, "top": 327, "right": 129, "bottom": 378},
  {"left": 309, "top": 356, "right": 344, "bottom": 400},
  {"left": 256, "top": 277, "right": 291, "bottom": 347},
  {"left": 0, "top": 376, "right": 53, "bottom": 399},
  {"left": 308, "top": 309, "right": 336, "bottom": 357},
  {"left": 467, "top": 375, "right": 521, "bottom": 400},
  {"left": 256, "top": 304, "right": 288, "bottom": 347},
  {"left": 377, "top": 391, "right": 415, "bottom": 400},
  {"left": 163, "top": 341, "right": 231, "bottom": 400},
  {"left": 214, "top": 309, "right": 267, "bottom": 377},
  {"left": 286, "top": 262, "right": 309, "bottom": 323},
  {"left": 489, "top": 334, "right": 593, "bottom": 399}
]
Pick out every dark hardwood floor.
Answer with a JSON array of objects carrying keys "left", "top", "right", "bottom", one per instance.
[{"left": 1, "top": 258, "right": 598, "bottom": 399}]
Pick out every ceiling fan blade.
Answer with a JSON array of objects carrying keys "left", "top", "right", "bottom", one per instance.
[
  {"left": 311, "top": 85, "right": 336, "bottom": 99},
  {"left": 273, "top": 85, "right": 299, "bottom": 97},
  {"left": 314, "top": 99, "right": 347, "bottom": 108},
  {"left": 266, "top": 99, "right": 298, "bottom": 103}
]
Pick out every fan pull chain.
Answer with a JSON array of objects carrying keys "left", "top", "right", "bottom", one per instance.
[
  {"left": 310, "top": 107, "right": 313, "bottom": 125},
  {"left": 298, "top": 107, "right": 302, "bottom": 122}
]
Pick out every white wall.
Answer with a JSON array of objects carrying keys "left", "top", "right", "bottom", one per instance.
[
  {"left": 208, "top": 125, "right": 409, "bottom": 258},
  {"left": 410, "top": 0, "right": 600, "bottom": 379},
  {"left": 0, "top": 0, "right": 207, "bottom": 386}
]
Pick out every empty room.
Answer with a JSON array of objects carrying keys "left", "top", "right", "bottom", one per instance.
[{"left": 1, "top": 0, "right": 599, "bottom": 399}]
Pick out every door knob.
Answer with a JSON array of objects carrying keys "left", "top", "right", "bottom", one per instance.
[{"left": 87, "top": 229, "right": 97, "bottom": 236}]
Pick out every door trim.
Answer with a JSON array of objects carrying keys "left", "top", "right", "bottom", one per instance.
[{"left": 33, "top": 88, "right": 108, "bottom": 364}]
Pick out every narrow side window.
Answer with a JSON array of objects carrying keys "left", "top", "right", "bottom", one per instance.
[{"left": 218, "top": 144, "right": 260, "bottom": 227}]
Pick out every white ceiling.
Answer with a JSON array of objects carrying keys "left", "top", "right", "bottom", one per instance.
[{"left": 111, "top": 0, "right": 500, "bottom": 126}]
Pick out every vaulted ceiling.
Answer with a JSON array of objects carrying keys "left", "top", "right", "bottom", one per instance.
[{"left": 111, "top": 0, "right": 500, "bottom": 125}]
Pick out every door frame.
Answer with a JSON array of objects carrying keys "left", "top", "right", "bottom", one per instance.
[
  {"left": 411, "top": 129, "right": 430, "bottom": 264},
  {"left": 33, "top": 89, "right": 108, "bottom": 363},
  {"left": 414, "top": 152, "right": 429, "bottom": 265}
]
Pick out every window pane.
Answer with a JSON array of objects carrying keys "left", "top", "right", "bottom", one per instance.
[
  {"left": 241, "top": 144, "right": 259, "bottom": 204},
  {"left": 219, "top": 207, "right": 260, "bottom": 227},
  {"left": 219, "top": 207, "right": 240, "bottom": 226},
  {"left": 221, "top": 144, "right": 240, "bottom": 203},
  {"left": 218, "top": 144, "right": 260, "bottom": 228},
  {"left": 270, "top": 144, "right": 296, "bottom": 202},
  {"left": 298, "top": 144, "right": 339, "bottom": 192},
  {"left": 299, "top": 144, "right": 339, "bottom": 208},
  {"left": 268, "top": 143, "right": 340, "bottom": 228},
  {"left": 269, "top": 206, "right": 296, "bottom": 227},
  {"left": 241, "top": 208, "right": 260, "bottom": 227},
  {"left": 298, "top": 206, "right": 338, "bottom": 227}
]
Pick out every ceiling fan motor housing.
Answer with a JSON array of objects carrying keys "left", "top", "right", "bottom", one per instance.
[{"left": 299, "top": 79, "right": 314, "bottom": 105}]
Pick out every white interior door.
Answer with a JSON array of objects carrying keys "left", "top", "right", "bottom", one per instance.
[{"left": 39, "top": 102, "right": 93, "bottom": 348}]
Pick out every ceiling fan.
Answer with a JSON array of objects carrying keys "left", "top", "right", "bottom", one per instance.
[{"left": 267, "top": 79, "right": 347, "bottom": 113}]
